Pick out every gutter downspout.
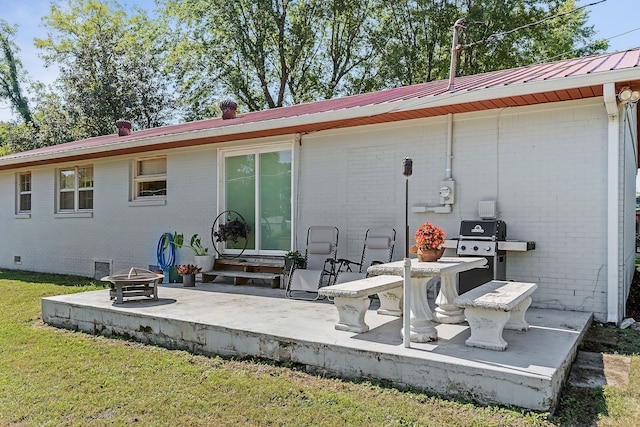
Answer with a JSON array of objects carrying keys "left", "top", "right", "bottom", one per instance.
[
  {"left": 604, "top": 83, "right": 621, "bottom": 324},
  {"left": 411, "top": 114, "right": 454, "bottom": 214},
  {"left": 446, "top": 113, "right": 453, "bottom": 179}
]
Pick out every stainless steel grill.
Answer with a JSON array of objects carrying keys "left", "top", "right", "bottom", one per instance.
[{"left": 456, "top": 220, "right": 507, "bottom": 294}]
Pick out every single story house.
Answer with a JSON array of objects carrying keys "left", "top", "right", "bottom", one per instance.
[{"left": 1, "top": 48, "right": 639, "bottom": 324}]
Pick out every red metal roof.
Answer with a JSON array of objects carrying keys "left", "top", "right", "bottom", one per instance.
[{"left": 2, "top": 48, "right": 639, "bottom": 168}]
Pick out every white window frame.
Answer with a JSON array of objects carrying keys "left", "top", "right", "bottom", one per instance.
[
  {"left": 17, "top": 171, "right": 32, "bottom": 214},
  {"left": 132, "top": 156, "right": 167, "bottom": 201},
  {"left": 57, "top": 165, "right": 93, "bottom": 213},
  {"left": 219, "top": 142, "right": 293, "bottom": 256}
]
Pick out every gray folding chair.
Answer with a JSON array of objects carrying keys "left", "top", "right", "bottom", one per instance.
[
  {"left": 285, "top": 226, "right": 339, "bottom": 300},
  {"left": 334, "top": 227, "right": 396, "bottom": 284}
]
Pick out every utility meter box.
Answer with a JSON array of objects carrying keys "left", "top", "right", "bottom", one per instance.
[{"left": 439, "top": 180, "right": 455, "bottom": 205}]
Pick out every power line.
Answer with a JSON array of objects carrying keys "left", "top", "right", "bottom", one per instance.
[
  {"left": 461, "top": 0, "right": 608, "bottom": 50},
  {"left": 604, "top": 26, "right": 640, "bottom": 45},
  {"left": 532, "top": 26, "right": 640, "bottom": 65}
]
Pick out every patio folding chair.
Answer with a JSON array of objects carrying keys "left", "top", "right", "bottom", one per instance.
[
  {"left": 334, "top": 227, "right": 396, "bottom": 284},
  {"left": 285, "top": 226, "right": 339, "bottom": 300}
]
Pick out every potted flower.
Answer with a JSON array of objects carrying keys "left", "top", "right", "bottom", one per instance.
[
  {"left": 410, "top": 222, "right": 446, "bottom": 262},
  {"left": 176, "top": 264, "right": 201, "bottom": 287},
  {"left": 211, "top": 210, "right": 252, "bottom": 258},
  {"left": 213, "top": 218, "right": 251, "bottom": 244}
]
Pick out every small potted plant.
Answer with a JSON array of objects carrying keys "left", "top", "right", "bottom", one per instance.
[
  {"left": 211, "top": 210, "right": 252, "bottom": 258},
  {"left": 284, "top": 250, "right": 304, "bottom": 274},
  {"left": 213, "top": 218, "right": 251, "bottom": 244},
  {"left": 176, "top": 264, "right": 201, "bottom": 287},
  {"left": 410, "top": 222, "right": 446, "bottom": 262},
  {"left": 166, "top": 233, "right": 215, "bottom": 271}
]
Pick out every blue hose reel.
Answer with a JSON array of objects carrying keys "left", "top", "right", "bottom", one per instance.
[{"left": 157, "top": 232, "right": 176, "bottom": 283}]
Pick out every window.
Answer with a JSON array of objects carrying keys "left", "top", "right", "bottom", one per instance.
[
  {"left": 133, "top": 157, "right": 166, "bottom": 199},
  {"left": 58, "top": 166, "right": 93, "bottom": 212},
  {"left": 17, "top": 172, "right": 31, "bottom": 213},
  {"left": 222, "top": 147, "right": 292, "bottom": 254}
]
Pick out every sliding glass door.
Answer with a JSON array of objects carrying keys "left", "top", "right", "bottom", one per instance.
[{"left": 223, "top": 146, "right": 292, "bottom": 254}]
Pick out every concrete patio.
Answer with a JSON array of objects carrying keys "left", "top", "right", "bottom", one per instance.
[{"left": 41, "top": 279, "right": 592, "bottom": 412}]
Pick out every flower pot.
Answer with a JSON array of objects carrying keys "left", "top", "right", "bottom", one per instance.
[
  {"left": 417, "top": 247, "right": 444, "bottom": 262},
  {"left": 284, "top": 256, "right": 305, "bottom": 274},
  {"left": 182, "top": 273, "right": 196, "bottom": 287},
  {"left": 168, "top": 266, "right": 183, "bottom": 283},
  {"left": 194, "top": 255, "right": 215, "bottom": 272}
]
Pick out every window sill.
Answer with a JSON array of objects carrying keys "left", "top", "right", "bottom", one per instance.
[
  {"left": 55, "top": 212, "right": 93, "bottom": 219},
  {"left": 15, "top": 213, "right": 31, "bottom": 219},
  {"left": 129, "top": 199, "right": 167, "bottom": 207}
]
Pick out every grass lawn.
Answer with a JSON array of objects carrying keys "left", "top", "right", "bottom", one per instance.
[{"left": 1, "top": 270, "right": 639, "bottom": 426}]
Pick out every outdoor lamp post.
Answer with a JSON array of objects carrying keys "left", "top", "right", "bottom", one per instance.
[
  {"left": 402, "top": 158, "right": 413, "bottom": 257},
  {"left": 402, "top": 158, "right": 412, "bottom": 348}
]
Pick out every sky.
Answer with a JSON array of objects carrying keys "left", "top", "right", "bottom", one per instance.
[{"left": 0, "top": 0, "right": 638, "bottom": 124}]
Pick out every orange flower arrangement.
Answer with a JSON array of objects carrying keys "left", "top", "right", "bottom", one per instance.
[
  {"left": 412, "top": 222, "right": 446, "bottom": 251},
  {"left": 176, "top": 264, "right": 201, "bottom": 275}
]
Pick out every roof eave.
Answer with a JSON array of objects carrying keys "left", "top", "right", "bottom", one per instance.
[{"left": 1, "top": 67, "right": 637, "bottom": 170}]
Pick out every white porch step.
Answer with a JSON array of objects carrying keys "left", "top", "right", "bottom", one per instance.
[{"left": 201, "top": 270, "right": 281, "bottom": 288}]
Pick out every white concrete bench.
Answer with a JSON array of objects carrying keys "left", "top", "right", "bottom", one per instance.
[
  {"left": 318, "top": 275, "right": 403, "bottom": 333},
  {"left": 454, "top": 280, "right": 537, "bottom": 351}
]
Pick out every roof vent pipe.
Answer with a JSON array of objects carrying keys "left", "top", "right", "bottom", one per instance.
[
  {"left": 221, "top": 99, "right": 238, "bottom": 119},
  {"left": 115, "top": 119, "right": 132, "bottom": 136},
  {"left": 447, "top": 19, "right": 465, "bottom": 92}
]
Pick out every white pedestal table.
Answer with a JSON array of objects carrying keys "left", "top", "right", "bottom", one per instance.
[{"left": 367, "top": 257, "right": 488, "bottom": 342}]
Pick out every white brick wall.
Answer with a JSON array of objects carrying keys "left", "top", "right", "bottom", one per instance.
[
  {"left": 622, "top": 104, "right": 638, "bottom": 315},
  {"left": 295, "top": 100, "right": 616, "bottom": 320},
  {"left": 0, "top": 98, "right": 631, "bottom": 322},
  {"left": 0, "top": 147, "right": 218, "bottom": 277}
]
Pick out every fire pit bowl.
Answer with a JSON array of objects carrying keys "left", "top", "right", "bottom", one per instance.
[{"left": 101, "top": 267, "right": 163, "bottom": 304}]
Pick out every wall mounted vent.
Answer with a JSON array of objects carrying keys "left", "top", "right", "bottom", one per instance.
[{"left": 93, "top": 260, "right": 112, "bottom": 280}]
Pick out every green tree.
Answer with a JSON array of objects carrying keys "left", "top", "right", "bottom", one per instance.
[
  {"left": 0, "top": 19, "right": 34, "bottom": 125},
  {"left": 119, "top": 10, "right": 176, "bottom": 128},
  {"left": 35, "top": 0, "right": 175, "bottom": 139},
  {"left": 377, "top": 0, "right": 607, "bottom": 86},
  {"left": 0, "top": 122, "right": 15, "bottom": 155},
  {"left": 376, "top": 0, "right": 459, "bottom": 86},
  {"left": 163, "top": 0, "right": 382, "bottom": 116},
  {"left": 314, "top": 0, "right": 382, "bottom": 99},
  {"left": 523, "top": 0, "right": 608, "bottom": 61},
  {"left": 455, "top": 0, "right": 607, "bottom": 78},
  {"left": 2, "top": 121, "right": 39, "bottom": 153},
  {"left": 34, "top": 92, "right": 85, "bottom": 145},
  {"left": 163, "top": 0, "right": 606, "bottom": 115}
]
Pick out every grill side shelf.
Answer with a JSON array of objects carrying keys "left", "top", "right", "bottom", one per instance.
[{"left": 443, "top": 239, "right": 535, "bottom": 251}]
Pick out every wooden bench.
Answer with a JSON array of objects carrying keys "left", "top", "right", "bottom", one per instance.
[
  {"left": 201, "top": 270, "right": 281, "bottom": 288},
  {"left": 318, "top": 275, "right": 403, "bottom": 333},
  {"left": 201, "top": 259, "right": 283, "bottom": 288},
  {"left": 454, "top": 280, "right": 537, "bottom": 351}
]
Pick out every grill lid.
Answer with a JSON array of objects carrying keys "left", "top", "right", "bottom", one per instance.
[{"left": 459, "top": 220, "right": 506, "bottom": 240}]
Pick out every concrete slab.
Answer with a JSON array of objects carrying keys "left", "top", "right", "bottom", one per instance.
[{"left": 41, "top": 281, "right": 592, "bottom": 411}]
